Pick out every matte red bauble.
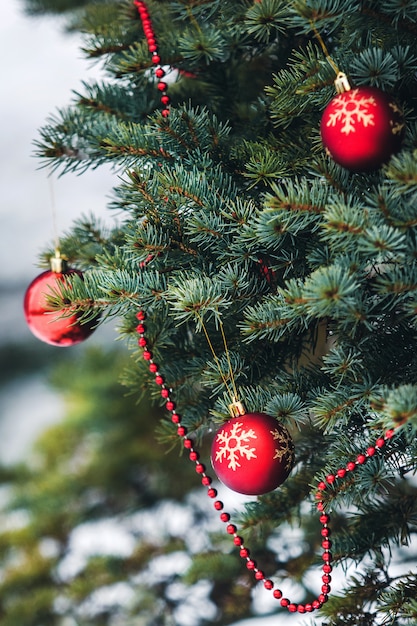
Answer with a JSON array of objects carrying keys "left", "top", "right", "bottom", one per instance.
[
  {"left": 24, "top": 268, "right": 97, "bottom": 347},
  {"left": 211, "top": 412, "right": 295, "bottom": 495},
  {"left": 320, "top": 85, "right": 404, "bottom": 171}
]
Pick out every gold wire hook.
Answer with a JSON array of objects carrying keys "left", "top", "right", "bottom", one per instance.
[
  {"left": 309, "top": 21, "right": 351, "bottom": 93},
  {"left": 195, "top": 309, "right": 245, "bottom": 416},
  {"left": 310, "top": 20, "right": 340, "bottom": 76}
]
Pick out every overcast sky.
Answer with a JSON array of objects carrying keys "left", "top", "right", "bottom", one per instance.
[{"left": 0, "top": 1, "right": 114, "bottom": 287}]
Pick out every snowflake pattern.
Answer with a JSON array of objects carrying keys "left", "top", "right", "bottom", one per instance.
[
  {"left": 271, "top": 428, "right": 295, "bottom": 472},
  {"left": 214, "top": 421, "right": 257, "bottom": 471},
  {"left": 326, "top": 89, "right": 376, "bottom": 135}
]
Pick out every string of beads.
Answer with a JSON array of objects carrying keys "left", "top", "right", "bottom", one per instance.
[
  {"left": 135, "top": 310, "right": 397, "bottom": 613},
  {"left": 133, "top": 0, "right": 171, "bottom": 117},
  {"left": 132, "top": 0, "right": 399, "bottom": 613}
]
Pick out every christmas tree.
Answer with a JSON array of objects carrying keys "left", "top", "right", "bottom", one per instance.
[{"left": 21, "top": 0, "right": 417, "bottom": 624}]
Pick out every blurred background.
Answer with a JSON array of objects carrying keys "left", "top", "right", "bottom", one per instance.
[{"left": 0, "top": 0, "right": 114, "bottom": 455}]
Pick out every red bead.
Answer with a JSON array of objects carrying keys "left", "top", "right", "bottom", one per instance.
[
  {"left": 323, "top": 564, "right": 332, "bottom": 574},
  {"left": 214, "top": 500, "right": 223, "bottom": 511},
  {"left": 385, "top": 429, "right": 395, "bottom": 439},
  {"left": 189, "top": 451, "right": 199, "bottom": 461},
  {"left": 157, "top": 82, "right": 168, "bottom": 91},
  {"left": 297, "top": 605, "right": 306, "bottom": 613},
  {"left": 357, "top": 454, "right": 367, "bottom": 464},
  {"left": 220, "top": 512, "right": 230, "bottom": 522},
  {"left": 315, "top": 491, "right": 323, "bottom": 500},
  {"left": 322, "top": 540, "right": 332, "bottom": 550},
  {"left": 161, "top": 95, "right": 170, "bottom": 105},
  {"left": 346, "top": 461, "right": 356, "bottom": 471},
  {"left": 152, "top": 54, "right": 161, "bottom": 64},
  {"left": 273, "top": 589, "right": 282, "bottom": 599},
  {"left": 326, "top": 474, "right": 335, "bottom": 484},
  {"left": 233, "top": 535, "right": 243, "bottom": 545},
  {"left": 319, "top": 593, "right": 328, "bottom": 603},
  {"left": 312, "top": 599, "right": 321, "bottom": 609},
  {"left": 288, "top": 604, "right": 297, "bottom": 612},
  {"left": 246, "top": 560, "right": 256, "bottom": 570},
  {"left": 136, "top": 311, "right": 146, "bottom": 320},
  {"left": 317, "top": 481, "right": 327, "bottom": 491},
  {"left": 367, "top": 446, "right": 376, "bottom": 456},
  {"left": 161, "top": 389, "right": 169, "bottom": 398},
  {"left": 320, "top": 514, "right": 330, "bottom": 524},
  {"left": 155, "top": 68, "right": 165, "bottom": 78},
  {"left": 207, "top": 488, "right": 217, "bottom": 498},
  {"left": 201, "top": 476, "right": 211, "bottom": 486},
  {"left": 138, "top": 337, "right": 147, "bottom": 347},
  {"left": 255, "top": 570, "right": 265, "bottom": 581},
  {"left": 320, "top": 85, "right": 404, "bottom": 172},
  {"left": 171, "top": 414, "right": 180, "bottom": 424},
  {"left": 240, "top": 548, "right": 249, "bottom": 558},
  {"left": 317, "top": 502, "right": 325, "bottom": 511},
  {"left": 136, "top": 323, "right": 146, "bottom": 333},
  {"left": 280, "top": 598, "right": 289, "bottom": 608},
  {"left": 177, "top": 426, "right": 187, "bottom": 436},
  {"left": 337, "top": 468, "right": 346, "bottom": 478},
  {"left": 322, "top": 552, "right": 332, "bottom": 562},
  {"left": 148, "top": 44, "right": 158, "bottom": 53},
  {"left": 147, "top": 37, "right": 156, "bottom": 46},
  {"left": 195, "top": 463, "right": 205, "bottom": 474},
  {"left": 226, "top": 524, "right": 237, "bottom": 534},
  {"left": 183, "top": 438, "right": 193, "bottom": 449},
  {"left": 264, "top": 579, "right": 274, "bottom": 590},
  {"left": 322, "top": 574, "right": 332, "bottom": 584},
  {"left": 305, "top": 603, "right": 313, "bottom": 612},
  {"left": 211, "top": 412, "right": 294, "bottom": 496},
  {"left": 155, "top": 375, "right": 164, "bottom": 385},
  {"left": 166, "top": 400, "right": 175, "bottom": 410},
  {"left": 322, "top": 584, "right": 331, "bottom": 594},
  {"left": 143, "top": 350, "right": 152, "bottom": 360},
  {"left": 376, "top": 437, "right": 385, "bottom": 448},
  {"left": 161, "top": 109, "right": 170, "bottom": 118},
  {"left": 321, "top": 527, "right": 331, "bottom": 537},
  {"left": 149, "top": 363, "right": 158, "bottom": 373}
]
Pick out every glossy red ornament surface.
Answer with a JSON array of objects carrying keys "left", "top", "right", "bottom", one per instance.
[
  {"left": 210, "top": 412, "right": 295, "bottom": 495},
  {"left": 23, "top": 269, "right": 97, "bottom": 347},
  {"left": 320, "top": 85, "right": 404, "bottom": 171}
]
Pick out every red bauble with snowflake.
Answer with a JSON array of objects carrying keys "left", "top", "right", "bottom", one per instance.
[
  {"left": 210, "top": 412, "right": 295, "bottom": 495},
  {"left": 24, "top": 266, "right": 97, "bottom": 347},
  {"left": 320, "top": 85, "right": 404, "bottom": 171}
]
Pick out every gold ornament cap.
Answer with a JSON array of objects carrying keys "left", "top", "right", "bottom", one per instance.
[
  {"left": 228, "top": 397, "right": 246, "bottom": 417},
  {"left": 50, "top": 249, "right": 67, "bottom": 273},
  {"left": 334, "top": 72, "right": 351, "bottom": 94}
]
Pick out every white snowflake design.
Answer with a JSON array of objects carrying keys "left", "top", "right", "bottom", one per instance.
[
  {"left": 214, "top": 421, "right": 257, "bottom": 471},
  {"left": 326, "top": 89, "right": 376, "bottom": 135}
]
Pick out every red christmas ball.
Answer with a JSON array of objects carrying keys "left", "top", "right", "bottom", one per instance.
[
  {"left": 211, "top": 412, "right": 295, "bottom": 495},
  {"left": 320, "top": 85, "right": 404, "bottom": 171},
  {"left": 23, "top": 268, "right": 97, "bottom": 347}
]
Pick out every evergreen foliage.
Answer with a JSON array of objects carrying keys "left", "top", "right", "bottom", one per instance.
[{"left": 19, "top": 0, "right": 417, "bottom": 623}]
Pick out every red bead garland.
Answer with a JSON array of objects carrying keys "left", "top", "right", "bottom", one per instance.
[
  {"left": 133, "top": 0, "right": 171, "bottom": 117},
  {"left": 135, "top": 308, "right": 400, "bottom": 613},
  {"left": 131, "top": 6, "right": 401, "bottom": 607}
]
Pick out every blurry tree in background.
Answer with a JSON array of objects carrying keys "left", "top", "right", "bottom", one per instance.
[
  {"left": 8, "top": 0, "right": 417, "bottom": 624},
  {"left": 0, "top": 347, "right": 254, "bottom": 625}
]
